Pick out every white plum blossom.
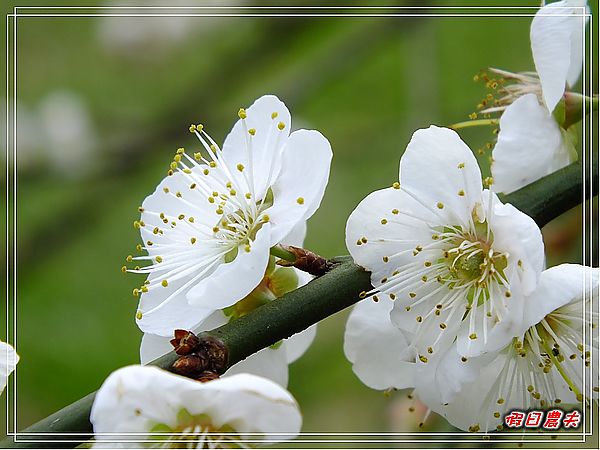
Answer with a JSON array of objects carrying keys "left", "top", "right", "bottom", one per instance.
[
  {"left": 90, "top": 366, "right": 302, "bottom": 448},
  {"left": 488, "top": 0, "right": 589, "bottom": 194},
  {"left": 344, "top": 295, "right": 416, "bottom": 391},
  {"left": 128, "top": 95, "right": 332, "bottom": 336},
  {"left": 0, "top": 341, "right": 18, "bottom": 394},
  {"left": 345, "top": 126, "right": 544, "bottom": 366},
  {"left": 415, "top": 264, "right": 598, "bottom": 432},
  {"left": 140, "top": 255, "right": 317, "bottom": 387}
]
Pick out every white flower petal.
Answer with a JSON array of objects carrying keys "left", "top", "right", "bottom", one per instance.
[
  {"left": 487, "top": 190, "right": 545, "bottom": 294},
  {"left": 91, "top": 366, "right": 301, "bottom": 443},
  {"left": 282, "top": 324, "right": 317, "bottom": 364},
  {"left": 221, "top": 95, "right": 291, "bottom": 198},
  {"left": 491, "top": 94, "right": 575, "bottom": 194},
  {"left": 186, "top": 224, "right": 272, "bottom": 309},
  {"left": 531, "top": 0, "right": 589, "bottom": 112},
  {"left": 0, "top": 342, "right": 18, "bottom": 394},
  {"left": 344, "top": 298, "right": 416, "bottom": 390},
  {"left": 524, "top": 263, "right": 599, "bottom": 329},
  {"left": 280, "top": 220, "right": 307, "bottom": 247},
  {"left": 400, "top": 126, "right": 483, "bottom": 228},
  {"left": 140, "top": 311, "right": 228, "bottom": 365},
  {"left": 345, "top": 187, "right": 436, "bottom": 283},
  {"left": 267, "top": 130, "right": 333, "bottom": 244},
  {"left": 415, "top": 348, "right": 513, "bottom": 432},
  {"left": 137, "top": 272, "right": 218, "bottom": 336},
  {"left": 224, "top": 347, "right": 289, "bottom": 387}
]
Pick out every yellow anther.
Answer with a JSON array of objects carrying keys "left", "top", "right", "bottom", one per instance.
[
  {"left": 469, "top": 112, "right": 478, "bottom": 120},
  {"left": 173, "top": 154, "right": 182, "bottom": 163},
  {"left": 245, "top": 193, "right": 252, "bottom": 199},
  {"left": 132, "top": 288, "right": 139, "bottom": 297},
  {"left": 194, "top": 152, "right": 202, "bottom": 161},
  {"left": 141, "top": 285, "right": 148, "bottom": 293},
  {"left": 389, "top": 293, "right": 396, "bottom": 300},
  {"left": 190, "top": 237, "right": 197, "bottom": 244},
  {"left": 409, "top": 292, "right": 416, "bottom": 298},
  {"left": 208, "top": 197, "right": 215, "bottom": 203},
  {"left": 392, "top": 182, "right": 400, "bottom": 189},
  {"left": 271, "top": 112, "right": 278, "bottom": 119},
  {"left": 424, "top": 261, "right": 432, "bottom": 267},
  {"left": 439, "top": 322, "right": 447, "bottom": 329},
  {"left": 248, "top": 128, "right": 256, "bottom": 136},
  {"left": 380, "top": 218, "right": 388, "bottom": 225},
  {"left": 237, "top": 163, "right": 245, "bottom": 172},
  {"left": 126, "top": 255, "right": 133, "bottom": 262},
  {"left": 244, "top": 244, "right": 251, "bottom": 253},
  {"left": 170, "top": 162, "right": 178, "bottom": 170},
  {"left": 419, "top": 355, "right": 428, "bottom": 363},
  {"left": 155, "top": 256, "right": 163, "bottom": 263},
  {"left": 436, "top": 202, "right": 444, "bottom": 209},
  {"left": 359, "top": 291, "right": 367, "bottom": 299},
  {"left": 136, "top": 311, "right": 143, "bottom": 320},
  {"left": 189, "top": 183, "right": 196, "bottom": 189},
  {"left": 161, "top": 280, "right": 169, "bottom": 287},
  {"left": 483, "top": 177, "right": 494, "bottom": 187},
  {"left": 209, "top": 161, "right": 217, "bottom": 168},
  {"left": 121, "top": 266, "right": 127, "bottom": 273},
  {"left": 360, "top": 237, "right": 368, "bottom": 244},
  {"left": 262, "top": 214, "right": 270, "bottom": 222},
  {"left": 277, "top": 122, "right": 285, "bottom": 130},
  {"left": 382, "top": 256, "right": 389, "bottom": 263},
  {"left": 196, "top": 124, "right": 203, "bottom": 132},
  {"left": 203, "top": 169, "right": 210, "bottom": 175},
  {"left": 238, "top": 108, "right": 247, "bottom": 119},
  {"left": 392, "top": 209, "right": 399, "bottom": 215},
  {"left": 167, "top": 170, "right": 174, "bottom": 176},
  {"left": 296, "top": 197, "right": 305, "bottom": 205},
  {"left": 421, "top": 275, "right": 428, "bottom": 282},
  {"left": 458, "top": 189, "right": 465, "bottom": 197},
  {"left": 183, "top": 169, "right": 192, "bottom": 174},
  {"left": 458, "top": 162, "right": 465, "bottom": 169},
  {"left": 212, "top": 226, "right": 220, "bottom": 233},
  {"left": 229, "top": 189, "right": 237, "bottom": 196},
  {"left": 416, "top": 316, "right": 423, "bottom": 323},
  {"left": 469, "top": 333, "right": 477, "bottom": 340},
  {"left": 189, "top": 124, "right": 197, "bottom": 133},
  {"left": 136, "top": 244, "right": 142, "bottom": 252},
  {"left": 188, "top": 217, "right": 195, "bottom": 223}
]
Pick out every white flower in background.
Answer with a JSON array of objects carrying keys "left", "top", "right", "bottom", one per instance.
[
  {"left": 38, "top": 91, "right": 99, "bottom": 177},
  {"left": 90, "top": 366, "right": 302, "bottom": 448},
  {"left": 345, "top": 126, "right": 544, "bottom": 362},
  {"left": 129, "top": 94, "right": 332, "bottom": 337},
  {"left": 140, "top": 251, "right": 317, "bottom": 387},
  {"left": 487, "top": 0, "right": 589, "bottom": 194},
  {"left": 5, "top": 92, "right": 98, "bottom": 175},
  {"left": 415, "top": 264, "right": 598, "bottom": 432},
  {"left": 0, "top": 341, "right": 19, "bottom": 394},
  {"left": 97, "top": 0, "right": 244, "bottom": 59}
]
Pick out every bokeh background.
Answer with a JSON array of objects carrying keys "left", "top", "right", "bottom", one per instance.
[{"left": 3, "top": 0, "right": 599, "bottom": 439}]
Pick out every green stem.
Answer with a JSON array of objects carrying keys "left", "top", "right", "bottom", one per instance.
[
  {"left": 2, "top": 160, "right": 595, "bottom": 448},
  {"left": 269, "top": 245, "right": 297, "bottom": 263}
]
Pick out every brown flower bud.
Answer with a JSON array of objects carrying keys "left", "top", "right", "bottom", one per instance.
[
  {"left": 171, "top": 351, "right": 209, "bottom": 377},
  {"left": 200, "top": 335, "right": 229, "bottom": 374},
  {"left": 276, "top": 246, "right": 334, "bottom": 277},
  {"left": 196, "top": 370, "right": 220, "bottom": 383},
  {"left": 170, "top": 329, "right": 200, "bottom": 355}
]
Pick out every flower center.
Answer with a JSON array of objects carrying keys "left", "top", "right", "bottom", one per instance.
[
  {"left": 149, "top": 409, "right": 240, "bottom": 449},
  {"left": 436, "top": 224, "right": 508, "bottom": 294}
]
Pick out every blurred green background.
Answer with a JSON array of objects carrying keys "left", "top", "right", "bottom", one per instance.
[{"left": 2, "top": 0, "right": 598, "bottom": 439}]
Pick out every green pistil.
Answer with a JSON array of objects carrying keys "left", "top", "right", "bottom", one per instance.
[
  {"left": 450, "top": 118, "right": 499, "bottom": 130},
  {"left": 540, "top": 338, "right": 582, "bottom": 402}
]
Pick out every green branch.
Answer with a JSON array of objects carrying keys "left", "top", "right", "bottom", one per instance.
[{"left": 2, "top": 160, "right": 595, "bottom": 448}]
